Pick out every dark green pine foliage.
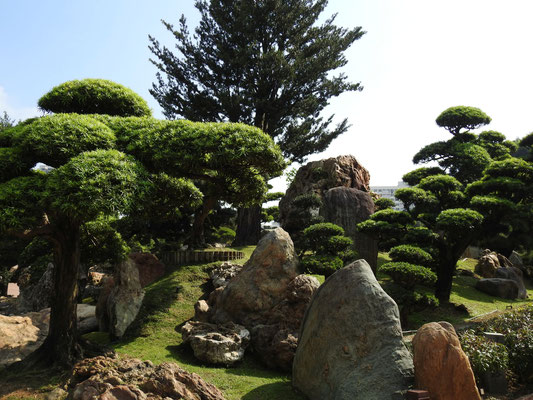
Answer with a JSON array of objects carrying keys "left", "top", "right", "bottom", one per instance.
[{"left": 149, "top": 0, "right": 365, "bottom": 163}]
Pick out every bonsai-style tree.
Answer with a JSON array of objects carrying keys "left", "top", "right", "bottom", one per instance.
[
  {"left": 299, "top": 222, "right": 355, "bottom": 277},
  {"left": 414, "top": 106, "right": 516, "bottom": 184},
  {"left": 467, "top": 156, "right": 533, "bottom": 255},
  {"left": 0, "top": 79, "right": 284, "bottom": 366},
  {"left": 149, "top": 0, "right": 365, "bottom": 245}
]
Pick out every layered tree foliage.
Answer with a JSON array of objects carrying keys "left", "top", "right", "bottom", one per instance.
[
  {"left": 413, "top": 106, "right": 517, "bottom": 184},
  {"left": 467, "top": 157, "right": 533, "bottom": 255},
  {"left": 0, "top": 79, "right": 283, "bottom": 366},
  {"left": 149, "top": 0, "right": 365, "bottom": 244}
]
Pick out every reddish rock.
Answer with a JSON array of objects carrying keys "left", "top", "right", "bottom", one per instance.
[
  {"left": 129, "top": 252, "right": 165, "bottom": 288},
  {"left": 69, "top": 356, "right": 226, "bottom": 400},
  {"left": 412, "top": 321, "right": 481, "bottom": 400}
]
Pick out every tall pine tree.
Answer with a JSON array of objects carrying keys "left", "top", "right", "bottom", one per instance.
[{"left": 149, "top": 0, "right": 364, "bottom": 245}]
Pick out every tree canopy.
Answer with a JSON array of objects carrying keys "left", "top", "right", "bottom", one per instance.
[
  {"left": 149, "top": 0, "right": 364, "bottom": 163},
  {"left": 0, "top": 79, "right": 284, "bottom": 366}
]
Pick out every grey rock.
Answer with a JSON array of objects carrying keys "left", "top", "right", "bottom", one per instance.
[
  {"left": 16, "top": 262, "right": 54, "bottom": 312},
  {"left": 321, "top": 187, "right": 377, "bottom": 271},
  {"left": 476, "top": 278, "right": 520, "bottom": 299},
  {"left": 293, "top": 259, "right": 414, "bottom": 400},
  {"left": 106, "top": 257, "right": 145, "bottom": 338},
  {"left": 209, "top": 262, "right": 243, "bottom": 289},
  {"left": 181, "top": 321, "right": 250, "bottom": 365},
  {"left": 495, "top": 267, "right": 528, "bottom": 299}
]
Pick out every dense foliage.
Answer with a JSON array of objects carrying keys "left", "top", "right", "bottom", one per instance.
[
  {"left": 299, "top": 222, "right": 355, "bottom": 277},
  {"left": 38, "top": 79, "right": 152, "bottom": 117},
  {"left": 461, "top": 305, "right": 533, "bottom": 384}
]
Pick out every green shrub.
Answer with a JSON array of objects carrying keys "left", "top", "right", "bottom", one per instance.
[
  {"left": 38, "top": 79, "right": 152, "bottom": 117},
  {"left": 303, "top": 222, "right": 345, "bottom": 250},
  {"left": 300, "top": 254, "right": 343, "bottom": 277},
  {"left": 211, "top": 226, "right": 236, "bottom": 244},
  {"left": 460, "top": 330, "right": 509, "bottom": 376},
  {"left": 505, "top": 327, "right": 533, "bottom": 382},
  {"left": 477, "top": 305, "right": 533, "bottom": 382},
  {"left": 380, "top": 262, "right": 437, "bottom": 289},
  {"left": 324, "top": 235, "right": 353, "bottom": 255},
  {"left": 389, "top": 244, "right": 434, "bottom": 268},
  {"left": 18, "top": 237, "right": 52, "bottom": 268},
  {"left": 374, "top": 197, "right": 395, "bottom": 210}
]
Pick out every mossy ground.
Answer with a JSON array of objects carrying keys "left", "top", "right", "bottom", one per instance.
[{"left": 1, "top": 250, "right": 532, "bottom": 399}]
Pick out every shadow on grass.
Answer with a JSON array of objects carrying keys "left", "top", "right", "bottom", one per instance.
[{"left": 241, "top": 382, "right": 306, "bottom": 400}]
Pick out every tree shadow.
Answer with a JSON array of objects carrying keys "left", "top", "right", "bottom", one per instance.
[{"left": 241, "top": 382, "right": 306, "bottom": 400}]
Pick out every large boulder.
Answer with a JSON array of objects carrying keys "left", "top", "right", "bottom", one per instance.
[
  {"left": 412, "top": 321, "right": 481, "bottom": 400},
  {"left": 0, "top": 304, "right": 97, "bottom": 368},
  {"left": 279, "top": 155, "right": 371, "bottom": 225},
  {"left": 211, "top": 228, "right": 299, "bottom": 326},
  {"left": 495, "top": 267, "right": 528, "bottom": 299},
  {"left": 292, "top": 259, "right": 414, "bottom": 400},
  {"left": 207, "top": 228, "right": 319, "bottom": 370},
  {"left": 181, "top": 321, "right": 250, "bottom": 365},
  {"left": 475, "top": 252, "right": 501, "bottom": 278},
  {"left": 321, "top": 187, "right": 377, "bottom": 270},
  {"left": 97, "top": 256, "right": 145, "bottom": 338},
  {"left": 69, "top": 356, "right": 226, "bottom": 400},
  {"left": 476, "top": 278, "right": 520, "bottom": 300}
]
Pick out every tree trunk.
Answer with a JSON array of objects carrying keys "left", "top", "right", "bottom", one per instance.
[
  {"left": 435, "top": 260, "right": 454, "bottom": 304},
  {"left": 233, "top": 205, "right": 262, "bottom": 246},
  {"left": 190, "top": 197, "right": 216, "bottom": 248},
  {"left": 42, "top": 219, "right": 82, "bottom": 367}
]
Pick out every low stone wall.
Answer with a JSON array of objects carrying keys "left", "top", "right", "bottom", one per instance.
[{"left": 161, "top": 250, "right": 244, "bottom": 266}]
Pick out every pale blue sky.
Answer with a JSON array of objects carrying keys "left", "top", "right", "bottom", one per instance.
[{"left": 2, "top": 1, "right": 533, "bottom": 187}]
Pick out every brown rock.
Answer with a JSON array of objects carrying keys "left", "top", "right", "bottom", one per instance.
[
  {"left": 181, "top": 321, "right": 250, "bottom": 365},
  {"left": 194, "top": 300, "right": 211, "bottom": 322},
  {"left": 475, "top": 252, "right": 501, "bottom": 278},
  {"left": 211, "top": 228, "right": 299, "bottom": 326},
  {"left": 412, "top": 321, "right": 481, "bottom": 400},
  {"left": 129, "top": 252, "right": 165, "bottom": 288},
  {"left": 69, "top": 356, "right": 225, "bottom": 400},
  {"left": 207, "top": 229, "right": 319, "bottom": 371}
]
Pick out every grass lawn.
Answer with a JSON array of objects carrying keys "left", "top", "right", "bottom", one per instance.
[{"left": 2, "top": 249, "right": 532, "bottom": 400}]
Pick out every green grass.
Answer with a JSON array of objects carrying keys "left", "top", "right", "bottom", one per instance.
[{"left": 407, "top": 257, "right": 533, "bottom": 328}]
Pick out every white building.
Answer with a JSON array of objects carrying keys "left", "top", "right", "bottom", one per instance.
[{"left": 370, "top": 181, "right": 409, "bottom": 211}]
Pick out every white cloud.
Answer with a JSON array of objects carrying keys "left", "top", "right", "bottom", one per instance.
[{"left": 0, "top": 86, "right": 40, "bottom": 122}]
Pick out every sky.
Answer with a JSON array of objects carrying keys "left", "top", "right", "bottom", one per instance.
[{"left": 2, "top": 0, "right": 533, "bottom": 190}]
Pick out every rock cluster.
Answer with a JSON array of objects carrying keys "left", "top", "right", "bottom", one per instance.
[
  {"left": 292, "top": 259, "right": 414, "bottom": 400},
  {"left": 412, "top": 321, "right": 481, "bottom": 400},
  {"left": 68, "top": 356, "right": 226, "bottom": 400},
  {"left": 475, "top": 250, "right": 528, "bottom": 299},
  {"left": 187, "top": 228, "right": 319, "bottom": 370}
]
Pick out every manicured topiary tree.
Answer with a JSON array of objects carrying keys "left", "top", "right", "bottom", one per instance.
[
  {"left": 300, "top": 222, "right": 355, "bottom": 277},
  {"left": 467, "top": 156, "right": 533, "bottom": 255},
  {"left": 0, "top": 80, "right": 284, "bottom": 367},
  {"left": 38, "top": 79, "right": 152, "bottom": 117}
]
